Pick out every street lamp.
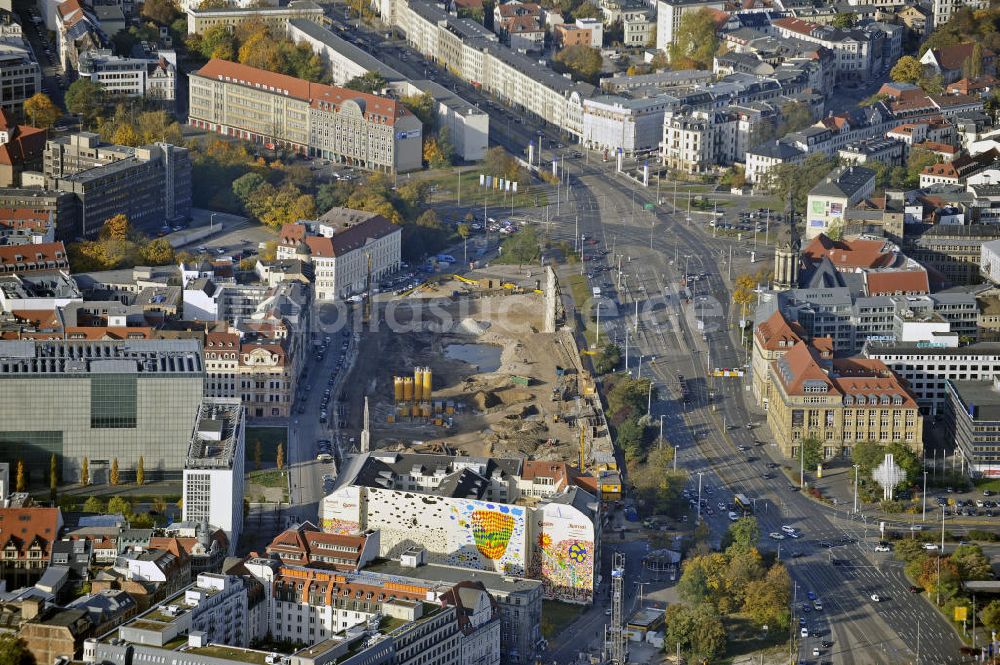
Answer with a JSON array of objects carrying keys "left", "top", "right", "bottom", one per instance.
[
  {"left": 853, "top": 464, "right": 861, "bottom": 514},
  {"left": 696, "top": 472, "right": 704, "bottom": 522},
  {"left": 922, "top": 470, "right": 928, "bottom": 522},
  {"left": 658, "top": 414, "right": 665, "bottom": 449}
]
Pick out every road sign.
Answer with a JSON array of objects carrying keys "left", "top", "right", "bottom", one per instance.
[
  {"left": 955, "top": 606, "right": 968, "bottom": 621},
  {"left": 644, "top": 203, "right": 654, "bottom": 211}
]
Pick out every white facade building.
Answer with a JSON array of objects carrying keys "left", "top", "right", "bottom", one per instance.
[
  {"left": 864, "top": 341, "right": 1000, "bottom": 416},
  {"left": 982, "top": 239, "right": 1000, "bottom": 285},
  {"left": 77, "top": 49, "right": 177, "bottom": 102},
  {"left": 661, "top": 109, "right": 737, "bottom": 173},
  {"left": 182, "top": 399, "right": 246, "bottom": 554},
  {"left": 575, "top": 18, "right": 602, "bottom": 47},
  {"left": 655, "top": 0, "right": 724, "bottom": 52},
  {"left": 276, "top": 210, "right": 401, "bottom": 301},
  {"left": 582, "top": 94, "right": 675, "bottom": 155}
]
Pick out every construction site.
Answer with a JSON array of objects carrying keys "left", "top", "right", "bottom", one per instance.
[{"left": 341, "top": 265, "right": 618, "bottom": 475}]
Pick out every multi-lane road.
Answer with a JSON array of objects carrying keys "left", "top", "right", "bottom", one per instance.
[{"left": 525, "top": 146, "right": 969, "bottom": 664}]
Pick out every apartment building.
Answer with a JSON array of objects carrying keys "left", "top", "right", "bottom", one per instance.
[
  {"left": 202, "top": 330, "right": 296, "bottom": 419},
  {"left": 582, "top": 95, "right": 675, "bottom": 155},
  {"left": 661, "top": 109, "right": 736, "bottom": 174},
  {"left": 276, "top": 209, "right": 401, "bottom": 300},
  {"left": 0, "top": 339, "right": 204, "bottom": 482},
  {"left": 805, "top": 166, "right": 876, "bottom": 240},
  {"left": 0, "top": 507, "right": 63, "bottom": 585},
  {"left": 920, "top": 42, "right": 995, "bottom": 84},
  {"left": 932, "top": 0, "right": 987, "bottom": 30},
  {"left": 182, "top": 399, "right": 245, "bottom": 554},
  {"left": 321, "top": 452, "right": 600, "bottom": 604},
  {"left": 750, "top": 309, "right": 810, "bottom": 409},
  {"left": 77, "top": 49, "right": 176, "bottom": 102},
  {"left": 390, "top": 0, "right": 591, "bottom": 138},
  {"left": 654, "top": 0, "right": 724, "bottom": 51},
  {"left": 0, "top": 34, "right": 42, "bottom": 119},
  {"left": 494, "top": 1, "right": 544, "bottom": 52},
  {"left": 185, "top": 0, "right": 324, "bottom": 35},
  {"left": 771, "top": 18, "right": 891, "bottom": 83},
  {"left": 766, "top": 341, "right": 923, "bottom": 459},
  {"left": 188, "top": 59, "right": 422, "bottom": 173},
  {"left": 42, "top": 133, "right": 191, "bottom": 236},
  {"left": 265, "top": 523, "right": 380, "bottom": 571},
  {"left": 0, "top": 241, "right": 68, "bottom": 275}
]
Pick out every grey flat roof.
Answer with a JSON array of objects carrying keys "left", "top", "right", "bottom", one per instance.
[
  {"left": 365, "top": 558, "right": 542, "bottom": 594},
  {"left": 0, "top": 339, "right": 203, "bottom": 376},
  {"left": 288, "top": 19, "right": 406, "bottom": 83},
  {"left": 186, "top": 399, "right": 244, "bottom": 468},
  {"left": 949, "top": 380, "right": 1000, "bottom": 422},
  {"left": 867, "top": 341, "right": 1000, "bottom": 356}
]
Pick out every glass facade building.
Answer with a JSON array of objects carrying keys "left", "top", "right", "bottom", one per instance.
[{"left": 0, "top": 340, "right": 204, "bottom": 483}]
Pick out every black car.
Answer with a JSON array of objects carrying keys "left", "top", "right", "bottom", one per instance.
[
  {"left": 767, "top": 462, "right": 780, "bottom": 468},
  {"left": 821, "top": 641, "right": 833, "bottom": 648}
]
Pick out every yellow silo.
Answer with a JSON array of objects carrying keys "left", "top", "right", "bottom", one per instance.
[
  {"left": 422, "top": 367, "right": 433, "bottom": 401},
  {"left": 394, "top": 377, "right": 404, "bottom": 402},
  {"left": 403, "top": 377, "right": 414, "bottom": 402},
  {"left": 413, "top": 367, "right": 423, "bottom": 402}
]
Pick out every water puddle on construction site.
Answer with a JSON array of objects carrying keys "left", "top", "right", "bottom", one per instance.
[{"left": 444, "top": 344, "right": 502, "bottom": 372}]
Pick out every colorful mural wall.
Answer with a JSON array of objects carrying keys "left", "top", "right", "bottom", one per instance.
[
  {"left": 320, "top": 485, "right": 362, "bottom": 534},
  {"left": 531, "top": 502, "right": 596, "bottom": 604}
]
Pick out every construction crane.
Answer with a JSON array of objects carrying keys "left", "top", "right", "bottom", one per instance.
[{"left": 604, "top": 553, "right": 627, "bottom": 665}]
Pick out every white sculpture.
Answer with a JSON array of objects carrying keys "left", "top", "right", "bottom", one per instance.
[{"left": 873, "top": 454, "right": 907, "bottom": 501}]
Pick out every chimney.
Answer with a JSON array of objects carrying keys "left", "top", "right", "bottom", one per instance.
[{"left": 21, "top": 597, "right": 43, "bottom": 621}]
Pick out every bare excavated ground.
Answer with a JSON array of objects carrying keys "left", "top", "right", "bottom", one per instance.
[{"left": 341, "top": 270, "right": 586, "bottom": 462}]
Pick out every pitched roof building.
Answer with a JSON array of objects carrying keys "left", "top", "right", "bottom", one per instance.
[{"left": 0, "top": 507, "right": 64, "bottom": 583}]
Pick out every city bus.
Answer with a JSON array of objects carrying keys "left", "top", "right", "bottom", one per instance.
[{"left": 734, "top": 493, "right": 753, "bottom": 515}]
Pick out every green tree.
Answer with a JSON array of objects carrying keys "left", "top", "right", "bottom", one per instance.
[
  {"left": 796, "top": 436, "right": 822, "bottom": 472},
  {"left": 83, "top": 496, "right": 105, "bottom": 513},
  {"left": 152, "top": 496, "right": 167, "bottom": 514},
  {"left": 763, "top": 153, "right": 834, "bottom": 211},
  {"left": 950, "top": 544, "right": 992, "bottom": 581},
  {"left": 963, "top": 42, "right": 984, "bottom": 79},
  {"left": 81, "top": 456, "right": 89, "bottom": 485},
  {"left": 893, "top": 146, "right": 941, "bottom": 188},
  {"left": 345, "top": 71, "right": 388, "bottom": 93},
  {"left": 497, "top": 224, "right": 542, "bottom": 265},
  {"left": 891, "top": 55, "right": 925, "bottom": 84},
  {"left": 677, "top": 559, "right": 710, "bottom": 604},
  {"left": 141, "top": 0, "right": 180, "bottom": 24},
  {"left": 0, "top": 632, "right": 35, "bottom": 665},
  {"left": 667, "top": 8, "right": 719, "bottom": 70},
  {"left": 400, "top": 91, "right": 436, "bottom": 128},
  {"left": 982, "top": 600, "right": 1000, "bottom": 632},
  {"left": 135, "top": 456, "right": 145, "bottom": 486},
  {"left": 107, "top": 495, "right": 133, "bottom": 517},
  {"left": 65, "top": 79, "right": 106, "bottom": 127},
  {"left": 139, "top": 238, "right": 176, "bottom": 265},
  {"left": 553, "top": 44, "right": 603, "bottom": 84},
  {"left": 49, "top": 453, "right": 58, "bottom": 502},
  {"left": 570, "top": 1, "right": 601, "bottom": 19},
  {"left": 722, "top": 517, "right": 760, "bottom": 554},
  {"left": 628, "top": 447, "right": 684, "bottom": 514},
  {"left": 893, "top": 538, "right": 926, "bottom": 563},
  {"left": 594, "top": 343, "right": 621, "bottom": 374},
  {"left": 254, "top": 440, "right": 263, "bottom": 470},
  {"left": 100, "top": 213, "right": 132, "bottom": 242},
  {"left": 742, "top": 564, "right": 792, "bottom": 629},
  {"left": 232, "top": 172, "right": 266, "bottom": 206},
  {"left": 664, "top": 603, "right": 727, "bottom": 661},
  {"left": 195, "top": 24, "right": 237, "bottom": 60},
  {"left": 23, "top": 93, "right": 61, "bottom": 128},
  {"left": 110, "top": 457, "right": 120, "bottom": 486},
  {"left": 779, "top": 101, "right": 814, "bottom": 134},
  {"left": 15, "top": 460, "right": 25, "bottom": 492},
  {"left": 831, "top": 11, "right": 856, "bottom": 29},
  {"left": 276, "top": 443, "right": 285, "bottom": 470}
]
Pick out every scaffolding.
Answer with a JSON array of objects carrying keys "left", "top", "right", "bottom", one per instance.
[{"left": 604, "top": 552, "right": 627, "bottom": 665}]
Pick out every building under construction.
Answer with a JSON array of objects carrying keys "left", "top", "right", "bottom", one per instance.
[{"left": 390, "top": 366, "right": 458, "bottom": 424}]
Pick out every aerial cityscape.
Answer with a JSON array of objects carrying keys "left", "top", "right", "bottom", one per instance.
[{"left": 2, "top": 0, "right": 1000, "bottom": 662}]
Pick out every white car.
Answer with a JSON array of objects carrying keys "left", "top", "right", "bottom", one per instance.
[
  {"left": 813, "top": 601, "right": 822, "bottom": 611},
  {"left": 922, "top": 543, "right": 939, "bottom": 551},
  {"left": 870, "top": 593, "right": 881, "bottom": 602},
  {"left": 727, "top": 511, "right": 739, "bottom": 522},
  {"left": 768, "top": 532, "right": 785, "bottom": 540},
  {"left": 780, "top": 525, "right": 796, "bottom": 535},
  {"left": 874, "top": 544, "right": 891, "bottom": 553},
  {"left": 800, "top": 627, "right": 809, "bottom": 637}
]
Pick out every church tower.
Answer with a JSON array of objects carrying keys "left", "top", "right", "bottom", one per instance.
[{"left": 773, "top": 191, "right": 800, "bottom": 291}]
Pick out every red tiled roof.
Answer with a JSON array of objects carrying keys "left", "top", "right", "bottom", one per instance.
[
  {"left": 0, "top": 209, "right": 51, "bottom": 230},
  {"left": 914, "top": 140, "right": 958, "bottom": 154},
  {"left": 755, "top": 310, "right": 805, "bottom": 351},
  {"left": 0, "top": 241, "right": 68, "bottom": 273},
  {"left": 773, "top": 342, "right": 917, "bottom": 405},
  {"left": 864, "top": 270, "right": 929, "bottom": 296},
  {"left": 801, "top": 234, "right": 894, "bottom": 270},
  {"left": 773, "top": 17, "right": 822, "bottom": 37},
  {"left": 929, "top": 43, "right": 996, "bottom": 72},
  {"left": 206, "top": 331, "right": 240, "bottom": 349},
  {"left": 520, "top": 460, "right": 569, "bottom": 486},
  {"left": 194, "top": 59, "right": 413, "bottom": 126},
  {"left": 62, "top": 327, "right": 156, "bottom": 340},
  {"left": 286, "top": 215, "right": 400, "bottom": 258},
  {"left": 0, "top": 111, "right": 47, "bottom": 169},
  {"left": 0, "top": 507, "right": 62, "bottom": 558},
  {"left": 947, "top": 75, "right": 1000, "bottom": 95},
  {"left": 9, "top": 309, "right": 59, "bottom": 327}
]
